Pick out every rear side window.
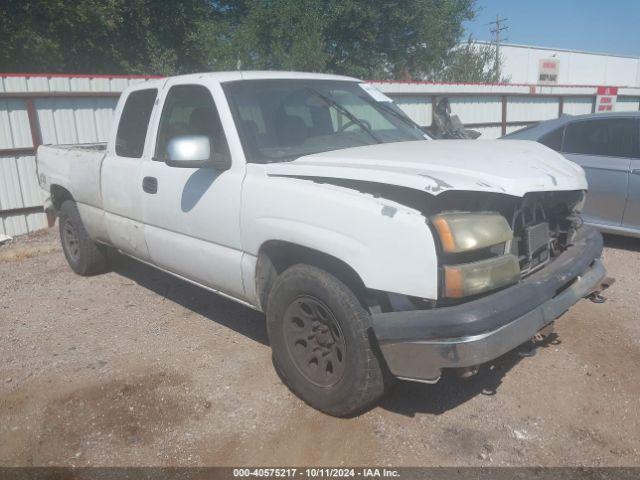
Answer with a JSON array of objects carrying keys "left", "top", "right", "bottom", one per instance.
[
  {"left": 115, "top": 89, "right": 157, "bottom": 158},
  {"left": 539, "top": 127, "right": 564, "bottom": 151},
  {"left": 563, "top": 118, "right": 639, "bottom": 158}
]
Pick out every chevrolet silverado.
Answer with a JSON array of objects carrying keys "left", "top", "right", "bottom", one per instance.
[{"left": 36, "top": 72, "right": 608, "bottom": 416}]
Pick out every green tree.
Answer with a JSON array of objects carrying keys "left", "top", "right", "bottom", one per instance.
[
  {"left": 433, "top": 38, "right": 509, "bottom": 83},
  {"left": 329, "top": 0, "right": 477, "bottom": 79},
  {"left": 0, "top": 0, "right": 220, "bottom": 74},
  {"left": 0, "top": 0, "right": 492, "bottom": 81},
  {"left": 212, "top": 0, "right": 478, "bottom": 79},
  {"left": 211, "top": 0, "right": 331, "bottom": 72}
]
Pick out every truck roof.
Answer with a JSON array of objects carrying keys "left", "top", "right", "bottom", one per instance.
[{"left": 129, "top": 71, "right": 360, "bottom": 91}]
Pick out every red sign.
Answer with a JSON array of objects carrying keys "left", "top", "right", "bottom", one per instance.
[
  {"left": 595, "top": 86, "right": 618, "bottom": 112},
  {"left": 597, "top": 86, "right": 618, "bottom": 96},
  {"left": 538, "top": 58, "right": 559, "bottom": 85}
]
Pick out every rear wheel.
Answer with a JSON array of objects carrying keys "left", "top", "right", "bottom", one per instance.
[
  {"left": 58, "top": 200, "right": 108, "bottom": 275},
  {"left": 266, "top": 264, "right": 390, "bottom": 416}
]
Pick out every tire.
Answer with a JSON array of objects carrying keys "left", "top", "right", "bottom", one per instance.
[
  {"left": 58, "top": 200, "right": 108, "bottom": 276},
  {"left": 266, "top": 264, "right": 391, "bottom": 417}
]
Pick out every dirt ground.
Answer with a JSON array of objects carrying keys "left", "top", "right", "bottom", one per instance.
[{"left": 1, "top": 227, "right": 639, "bottom": 467}]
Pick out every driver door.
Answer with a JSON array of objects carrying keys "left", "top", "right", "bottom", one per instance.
[{"left": 141, "top": 81, "right": 246, "bottom": 300}]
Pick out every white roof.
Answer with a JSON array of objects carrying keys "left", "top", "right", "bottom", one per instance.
[
  {"left": 164, "top": 70, "right": 361, "bottom": 84},
  {"left": 474, "top": 40, "right": 640, "bottom": 60}
]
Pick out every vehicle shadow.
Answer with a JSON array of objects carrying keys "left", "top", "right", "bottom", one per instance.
[
  {"left": 110, "top": 253, "right": 269, "bottom": 346},
  {"left": 379, "top": 333, "right": 561, "bottom": 417},
  {"left": 181, "top": 168, "right": 221, "bottom": 212},
  {"left": 603, "top": 233, "right": 640, "bottom": 252}
]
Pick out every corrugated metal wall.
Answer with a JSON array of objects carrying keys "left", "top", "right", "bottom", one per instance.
[
  {"left": 373, "top": 82, "right": 640, "bottom": 140},
  {"left": 450, "top": 96, "right": 502, "bottom": 138},
  {"left": 0, "top": 74, "right": 154, "bottom": 237},
  {"left": 1, "top": 74, "right": 640, "bottom": 238}
]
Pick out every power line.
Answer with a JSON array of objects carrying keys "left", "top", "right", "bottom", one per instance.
[{"left": 489, "top": 15, "right": 508, "bottom": 78}]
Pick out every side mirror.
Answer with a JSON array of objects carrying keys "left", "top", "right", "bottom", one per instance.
[
  {"left": 167, "top": 135, "right": 211, "bottom": 168},
  {"left": 166, "top": 135, "right": 231, "bottom": 170}
]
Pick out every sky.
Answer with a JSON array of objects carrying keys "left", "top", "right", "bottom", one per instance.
[{"left": 465, "top": 0, "right": 640, "bottom": 57}]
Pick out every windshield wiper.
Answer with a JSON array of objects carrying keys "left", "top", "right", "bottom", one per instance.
[
  {"left": 306, "top": 88, "right": 382, "bottom": 144},
  {"left": 360, "top": 95, "right": 427, "bottom": 136}
]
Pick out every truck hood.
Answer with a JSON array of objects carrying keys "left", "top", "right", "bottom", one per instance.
[{"left": 265, "top": 140, "right": 587, "bottom": 197}]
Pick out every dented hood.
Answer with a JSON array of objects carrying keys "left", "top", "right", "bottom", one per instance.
[{"left": 265, "top": 140, "right": 587, "bottom": 197}]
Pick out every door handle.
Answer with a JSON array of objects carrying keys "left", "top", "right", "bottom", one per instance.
[
  {"left": 631, "top": 169, "right": 640, "bottom": 176},
  {"left": 142, "top": 176, "right": 158, "bottom": 194}
]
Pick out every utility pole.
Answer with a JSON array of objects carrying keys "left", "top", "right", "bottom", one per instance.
[{"left": 489, "top": 14, "right": 508, "bottom": 80}]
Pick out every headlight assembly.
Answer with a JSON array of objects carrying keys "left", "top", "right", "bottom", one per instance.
[
  {"left": 432, "top": 211, "right": 520, "bottom": 298},
  {"left": 432, "top": 212, "right": 513, "bottom": 253},
  {"left": 443, "top": 254, "right": 521, "bottom": 298}
]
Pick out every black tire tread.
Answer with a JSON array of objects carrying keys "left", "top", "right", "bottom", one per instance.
[
  {"left": 58, "top": 200, "right": 108, "bottom": 276},
  {"left": 267, "top": 264, "right": 390, "bottom": 417}
]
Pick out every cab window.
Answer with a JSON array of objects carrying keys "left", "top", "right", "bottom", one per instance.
[
  {"left": 155, "top": 84, "right": 230, "bottom": 162},
  {"left": 115, "top": 89, "right": 157, "bottom": 158}
]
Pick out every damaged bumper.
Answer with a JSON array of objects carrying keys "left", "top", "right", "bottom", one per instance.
[{"left": 372, "top": 226, "right": 606, "bottom": 383}]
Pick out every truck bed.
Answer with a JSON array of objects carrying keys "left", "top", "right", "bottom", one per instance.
[
  {"left": 37, "top": 143, "right": 107, "bottom": 212},
  {"left": 45, "top": 142, "right": 107, "bottom": 153}
]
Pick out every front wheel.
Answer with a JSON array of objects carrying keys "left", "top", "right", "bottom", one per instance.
[
  {"left": 266, "top": 264, "right": 391, "bottom": 416},
  {"left": 58, "top": 200, "right": 108, "bottom": 276}
]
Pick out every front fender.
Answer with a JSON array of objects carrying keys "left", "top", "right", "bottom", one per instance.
[{"left": 242, "top": 172, "right": 439, "bottom": 300}]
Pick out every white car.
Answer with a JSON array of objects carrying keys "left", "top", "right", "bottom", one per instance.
[{"left": 36, "top": 71, "right": 607, "bottom": 416}]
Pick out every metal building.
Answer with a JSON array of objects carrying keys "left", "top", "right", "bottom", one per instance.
[
  {"left": 477, "top": 42, "right": 640, "bottom": 87},
  {"left": 0, "top": 73, "right": 157, "bottom": 237}
]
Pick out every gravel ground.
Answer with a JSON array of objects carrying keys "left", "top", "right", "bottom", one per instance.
[{"left": 1, "top": 227, "right": 639, "bottom": 467}]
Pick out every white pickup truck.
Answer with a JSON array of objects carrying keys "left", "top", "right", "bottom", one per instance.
[{"left": 37, "top": 71, "right": 608, "bottom": 416}]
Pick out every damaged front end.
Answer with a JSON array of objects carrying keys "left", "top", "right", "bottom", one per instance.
[
  {"left": 354, "top": 187, "right": 607, "bottom": 384},
  {"left": 372, "top": 222, "right": 606, "bottom": 383},
  {"left": 430, "top": 189, "right": 587, "bottom": 302},
  {"left": 330, "top": 183, "right": 590, "bottom": 310}
]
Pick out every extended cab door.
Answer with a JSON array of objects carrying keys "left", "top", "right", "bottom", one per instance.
[
  {"left": 140, "top": 79, "right": 246, "bottom": 300},
  {"left": 561, "top": 117, "right": 633, "bottom": 227},
  {"left": 101, "top": 85, "right": 158, "bottom": 261}
]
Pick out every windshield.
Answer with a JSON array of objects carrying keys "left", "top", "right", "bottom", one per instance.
[{"left": 222, "top": 79, "right": 428, "bottom": 163}]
